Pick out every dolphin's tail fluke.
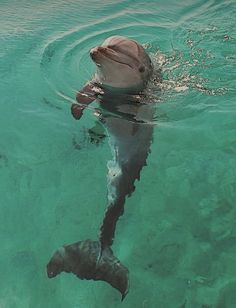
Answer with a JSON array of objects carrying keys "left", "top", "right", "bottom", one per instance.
[{"left": 46, "top": 240, "right": 129, "bottom": 300}]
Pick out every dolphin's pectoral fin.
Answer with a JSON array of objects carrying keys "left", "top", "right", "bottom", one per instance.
[
  {"left": 47, "top": 240, "right": 129, "bottom": 300},
  {"left": 76, "top": 82, "right": 97, "bottom": 104},
  {"left": 71, "top": 82, "right": 97, "bottom": 120},
  {"left": 88, "top": 121, "right": 106, "bottom": 145},
  {"left": 71, "top": 104, "right": 85, "bottom": 120}
]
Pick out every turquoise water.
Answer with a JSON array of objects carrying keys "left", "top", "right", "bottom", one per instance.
[{"left": 1, "top": 0, "right": 236, "bottom": 307}]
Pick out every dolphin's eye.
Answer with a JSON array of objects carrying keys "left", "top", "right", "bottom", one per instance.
[{"left": 139, "top": 65, "right": 145, "bottom": 73}]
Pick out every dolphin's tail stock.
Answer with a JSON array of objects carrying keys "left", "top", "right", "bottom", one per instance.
[{"left": 100, "top": 158, "right": 144, "bottom": 249}]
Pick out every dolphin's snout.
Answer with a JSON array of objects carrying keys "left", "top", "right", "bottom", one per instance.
[
  {"left": 90, "top": 46, "right": 103, "bottom": 60},
  {"left": 90, "top": 47, "right": 98, "bottom": 59},
  {"left": 90, "top": 46, "right": 111, "bottom": 61}
]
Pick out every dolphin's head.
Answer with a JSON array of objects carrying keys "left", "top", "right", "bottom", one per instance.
[{"left": 90, "top": 36, "right": 153, "bottom": 93}]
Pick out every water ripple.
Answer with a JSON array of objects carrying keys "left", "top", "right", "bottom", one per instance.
[{"left": 40, "top": 0, "right": 231, "bottom": 122}]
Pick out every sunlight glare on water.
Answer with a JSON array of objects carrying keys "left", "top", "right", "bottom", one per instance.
[{"left": 0, "top": 0, "right": 236, "bottom": 307}]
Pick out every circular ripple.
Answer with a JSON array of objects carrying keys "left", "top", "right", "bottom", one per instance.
[
  {"left": 40, "top": 5, "right": 229, "bottom": 123},
  {"left": 40, "top": 10, "right": 171, "bottom": 106}
]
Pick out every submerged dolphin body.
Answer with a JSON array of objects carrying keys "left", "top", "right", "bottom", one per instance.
[
  {"left": 99, "top": 97, "right": 154, "bottom": 249},
  {"left": 47, "top": 36, "right": 156, "bottom": 299}
]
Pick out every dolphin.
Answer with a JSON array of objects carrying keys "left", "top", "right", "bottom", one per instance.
[{"left": 47, "top": 36, "right": 156, "bottom": 299}]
